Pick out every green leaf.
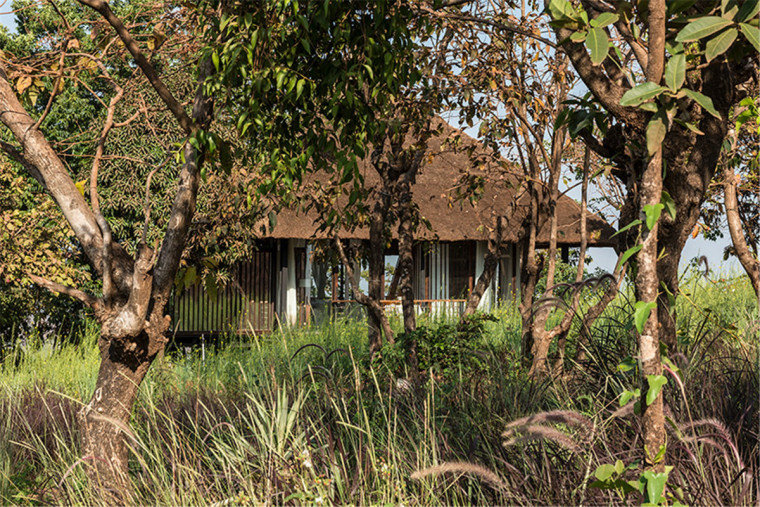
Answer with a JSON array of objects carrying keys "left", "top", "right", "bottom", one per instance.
[
  {"left": 644, "top": 203, "right": 665, "bottom": 230},
  {"left": 617, "top": 356, "right": 637, "bottom": 372},
  {"left": 586, "top": 27, "right": 610, "bottom": 65},
  {"left": 646, "top": 110, "right": 668, "bottom": 156},
  {"left": 740, "top": 23, "right": 760, "bottom": 53},
  {"left": 296, "top": 78, "right": 305, "bottom": 99},
  {"left": 621, "top": 244, "right": 643, "bottom": 265},
  {"left": 646, "top": 375, "right": 668, "bottom": 406},
  {"left": 668, "top": 0, "right": 696, "bottom": 16},
  {"left": 612, "top": 218, "right": 642, "bottom": 237},
  {"left": 590, "top": 12, "right": 619, "bottom": 28},
  {"left": 722, "top": 0, "right": 740, "bottom": 20},
  {"left": 620, "top": 82, "right": 667, "bottom": 107},
  {"left": 661, "top": 191, "right": 676, "bottom": 220},
  {"left": 212, "top": 51, "right": 220, "bottom": 72},
  {"left": 675, "top": 16, "right": 734, "bottom": 42},
  {"left": 674, "top": 117, "right": 705, "bottom": 135},
  {"left": 664, "top": 54, "right": 686, "bottom": 92},
  {"left": 642, "top": 470, "right": 669, "bottom": 505},
  {"left": 683, "top": 89, "right": 722, "bottom": 119},
  {"left": 736, "top": 0, "right": 760, "bottom": 22},
  {"left": 594, "top": 464, "right": 616, "bottom": 481},
  {"left": 547, "top": 0, "right": 579, "bottom": 21},
  {"left": 619, "top": 389, "right": 639, "bottom": 406},
  {"left": 634, "top": 301, "right": 657, "bottom": 333},
  {"left": 705, "top": 27, "right": 738, "bottom": 61},
  {"left": 570, "top": 30, "right": 588, "bottom": 42},
  {"left": 638, "top": 102, "right": 659, "bottom": 113}
]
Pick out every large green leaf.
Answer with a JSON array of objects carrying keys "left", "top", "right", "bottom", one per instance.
[
  {"left": 620, "top": 82, "right": 667, "bottom": 107},
  {"left": 644, "top": 202, "right": 665, "bottom": 230},
  {"left": 645, "top": 375, "right": 668, "bottom": 406},
  {"left": 705, "top": 27, "right": 738, "bottom": 61},
  {"left": 740, "top": 23, "right": 760, "bottom": 53},
  {"left": 590, "top": 12, "right": 619, "bottom": 28},
  {"left": 585, "top": 27, "right": 610, "bottom": 66},
  {"left": 736, "top": 0, "right": 760, "bottom": 22},
  {"left": 634, "top": 301, "right": 657, "bottom": 333},
  {"left": 664, "top": 54, "right": 686, "bottom": 92},
  {"left": 642, "top": 470, "right": 669, "bottom": 504},
  {"left": 547, "top": 0, "right": 579, "bottom": 21},
  {"left": 683, "top": 89, "right": 721, "bottom": 119},
  {"left": 675, "top": 16, "right": 733, "bottom": 42}
]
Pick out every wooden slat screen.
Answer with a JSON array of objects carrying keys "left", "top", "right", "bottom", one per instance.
[{"left": 171, "top": 251, "right": 275, "bottom": 337}]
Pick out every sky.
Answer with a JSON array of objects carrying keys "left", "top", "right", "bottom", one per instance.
[{"left": 0, "top": 8, "right": 743, "bottom": 279}]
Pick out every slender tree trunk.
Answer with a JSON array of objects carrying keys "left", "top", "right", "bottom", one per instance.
[
  {"left": 368, "top": 197, "right": 388, "bottom": 355},
  {"left": 557, "top": 146, "right": 590, "bottom": 362},
  {"left": 637, "top": 0, "right": 666, "bottom": 471},
  {"left": 724, "top": 165, "right": 760, "bottom": 297},
  {"left": 397, "top": 182, "right": 417, "bottom": 334},
  {"left": 463, "top": 250, "right": 499, "bottom": 316},
  {"left": 529, "top": 126, "right": 564, "bottom": 377}
]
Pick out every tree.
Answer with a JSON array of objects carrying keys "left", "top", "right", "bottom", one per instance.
[
  {"left": 543, "top": 0, "right": 759, "bottom": 472},
  {"left": 1, "top": 0, "right": 438, "bottom": 496},
  {"left": 203, "top": 0, "right": 446, "bottom": 355},
  {"left": 0, "top": 0, "right": 216, "bottom": 496}
]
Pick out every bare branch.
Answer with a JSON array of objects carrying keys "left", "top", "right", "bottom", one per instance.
[
  {"left": 28, "top": 273, "right": 102, "bottom": 311},
  {"left": 32, "top": 40, "right": 68, "bottom": 130},
  {"left": 75, "top": 0, "right": 193, "bottom": 133}
]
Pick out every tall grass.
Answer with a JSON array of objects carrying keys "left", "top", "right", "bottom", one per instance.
[{"left": 0, "top": 272, "right": 757, "bottom": 505}]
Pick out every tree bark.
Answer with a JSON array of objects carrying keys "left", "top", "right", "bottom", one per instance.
[
  {"left": 724, "top": 165, "right": 760, "bottom": 297},
  {"left": 334, "top": 237, "right": 395, "bottom": 351},
  {"left": 637, "top": 0, "right": 666, "bottom": 472},
  {"left": 463, "top": 249, "right": 499, "bottom": 316},
  {"left": 367, "top": 195, "right": 389, "bottom": 354},
  {"left": 78, "top": 328, "right": 161, "bottom": 503},
  {"left": 557, "top": 147, "right": 590, "bottom": 362},
  {"left": 397, "top": 179, "right": 417, "bottom": 334}
]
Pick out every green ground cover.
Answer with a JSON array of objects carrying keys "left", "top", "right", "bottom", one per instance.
[{"left": 0, "top": 272, "right": 757, "bottom": 505}]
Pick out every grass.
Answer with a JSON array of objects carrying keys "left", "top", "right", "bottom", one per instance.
[{"left": 0, "top": 271, "right": 757, "bottom": 505}]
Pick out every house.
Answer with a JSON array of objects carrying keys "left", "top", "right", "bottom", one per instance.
[{"left": 170, "top": 121, "right": 616, "bottom": 338}]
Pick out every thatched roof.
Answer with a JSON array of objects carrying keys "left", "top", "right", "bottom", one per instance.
[{"left": 263, "top": 119, "right": 616, "bottom": 247}]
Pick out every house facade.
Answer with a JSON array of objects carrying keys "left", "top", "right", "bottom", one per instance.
[{"left": 170, "top": 121, "right": 616, "bottom": 338}]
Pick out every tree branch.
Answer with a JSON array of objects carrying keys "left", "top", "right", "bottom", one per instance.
[
  {"left": 28, "top": 273, "right": 102, "bottom": 311},
  {"left": 75, "top": 0, "right": 193, "bottom": 134},
  {"left": 334, "top": 236, "right": 395, "bottom": 343},
  {"left": 724, "top": 165, "right": 760, "bottom": 297}
]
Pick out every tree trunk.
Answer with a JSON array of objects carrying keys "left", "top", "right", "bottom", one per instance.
[
  {"left": 557, "top": 146, "right": 590, "bottom": 362},
  {"left": 463, "top": 249, "right": 498, "bottom": 316},
  {"left": 724, "top": 165, "right": 760, "bottom": 297},
  {"left": 78, "top": 331, "right": 158, "bottom": 502},
  {"left": 637, "top": 0, "right": 666, "bottom": 472},
  {"left": 528, "top": 123, "right": 564, "bottom": 377},
  {"left": 368, "top": 198, "right": 387, "bottom": 355},
  {"left": 397, "top": 183, "right": 417, "bottom": 335}
]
